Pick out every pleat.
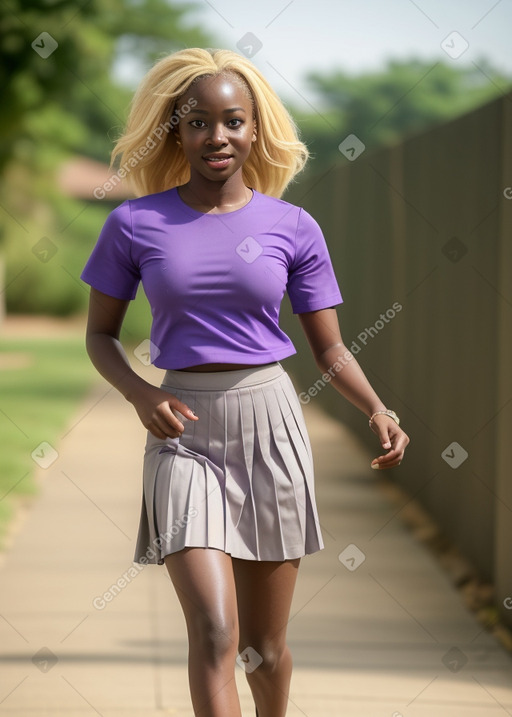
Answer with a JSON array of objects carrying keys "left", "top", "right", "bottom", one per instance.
[
  {"left": 276, "top": 378, "right": 324, "bottom": 554},
  {"left": 262, "top": 385, "right": 307, "bottom": 553},
  {"left": 134, "top": 435, "right": 226, "bottom": 565},
  {"left": 252, "top": 385, "right": 290, "bottom": 559},
  {"left": 229, "top": 386, "right": 259, "bottom": 558},
  {"left": 133, "top": 366, "right": 324, "bottom": 565}
]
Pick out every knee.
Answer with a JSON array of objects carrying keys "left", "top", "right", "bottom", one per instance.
[
  {"left": 190, "top": 614, "right": 238, "bottom": 664},
  {"left": 240, "top": 639, "right": 290, "bottom": 675}
]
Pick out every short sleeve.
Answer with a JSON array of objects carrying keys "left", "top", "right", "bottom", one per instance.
[
  {"left": 80, "top": 201, "right": 140, "bottom": 300},
  {"left": 286, "top": 208, "right": 343, "bottom": 314}
]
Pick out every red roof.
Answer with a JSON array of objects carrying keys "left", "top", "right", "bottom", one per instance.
[{"left": 57, "top": 156, "right": 136, "bottom": 200}]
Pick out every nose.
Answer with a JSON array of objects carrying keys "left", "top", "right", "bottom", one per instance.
[{"left": 207, "top": 122, "right": 227, "bottom": 146}]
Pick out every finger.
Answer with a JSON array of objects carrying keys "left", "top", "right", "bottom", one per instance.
[
  {"left": 380, "top": 431, "right": 409, "bottom": 453},
  {"left": 150, "top": 411, "right": 183, "bottom": 437},
  {"left": 372, "top": 459, "right": 402, "bottom": 470},
  {"left": 146, "top": 411, "right": 183, "bottom": 439},
  {"left": 173, "top": 400, "right": 199, "bottom": 421},
  {"left": 371, "top": 447, "right": 403, "bottom": 468},
  {"left": 156, "top": 403, "right": 185, "bottom": 433},
  {"left": 376, "top": 446, "right": 402, "bottom": 460},
  {"left": 373, "top": 425, "right": 392, "bottom": 450},
  {"left": 371, "top": 455, "right": 403, "bottom": 469},
  {"left": 147, "top": 423, "right": 169, "bottom": 440},
  {"left": 162, "top": 400, "right": 201, "bottom": 436}
]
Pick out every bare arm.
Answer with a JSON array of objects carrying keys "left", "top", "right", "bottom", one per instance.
[
  {"left": 85, "top": 288, "right": 198, "bottom": 439},
  {"left": 297, "top": 307, "right": 410, "bottom": 469}
]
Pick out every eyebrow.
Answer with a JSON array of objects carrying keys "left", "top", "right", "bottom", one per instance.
[{"left": 188, "top": 107, "right": 247, "bottom": 114}]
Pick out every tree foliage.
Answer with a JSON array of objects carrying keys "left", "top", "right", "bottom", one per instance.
[
  {"left": 0, "top": 0, "right": 212, "bottom": 321},
  {"left": 1, "top": 3, "right": 510, "bottom": 321},
  {"left": 0, "top": 0, "right": 210, "bottom": 170},
  {"left": 293, "top": 55, "right": 512, "bottom": 176}
]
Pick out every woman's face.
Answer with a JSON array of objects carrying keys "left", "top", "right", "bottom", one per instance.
[{"left": 174, "top": 73, "right": 257, "bottom": 184}]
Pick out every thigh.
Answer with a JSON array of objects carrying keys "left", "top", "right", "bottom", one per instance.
[
  {"left": 232, "top": 558, "right": 300, "bottom": 646},
  {"left": 164, "top": 548, "right": 238, "bottom": 636}
]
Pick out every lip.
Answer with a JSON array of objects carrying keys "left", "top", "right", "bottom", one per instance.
[
  {"left": 203, "top": 155, "right": 233, "bottom": 169},
  {"left": 203, "top": 153, "right": 232, "bottom": 159}
]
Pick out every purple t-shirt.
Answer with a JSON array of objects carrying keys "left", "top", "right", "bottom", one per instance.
[{"left": 81, "top": 187, "right": 343, "bottom": 369}]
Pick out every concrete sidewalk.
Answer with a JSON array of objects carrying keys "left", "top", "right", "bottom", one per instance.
[{"left": 0, "top": 364, "right": 511, "bottom": 716}]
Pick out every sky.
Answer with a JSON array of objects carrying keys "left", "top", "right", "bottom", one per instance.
[{"left": 114, "top": 0, "right": 512, "bottom": 110}]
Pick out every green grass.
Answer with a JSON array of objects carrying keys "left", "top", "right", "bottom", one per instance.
[{"left": 0, "top": 335, "right": 96, "bottom": 550}]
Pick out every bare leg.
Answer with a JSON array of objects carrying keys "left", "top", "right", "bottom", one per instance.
[
  {"left": 233, "top": 558, "right": 300, "bottom": 717},
  {"left": 164, "top": 548, "right": 241, "bottom": 717}
]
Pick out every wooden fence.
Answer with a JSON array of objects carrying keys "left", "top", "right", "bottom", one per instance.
[{"left": 282, "top": 91, "right": 512, "bottom": 626}]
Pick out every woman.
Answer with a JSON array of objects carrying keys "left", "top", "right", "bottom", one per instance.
[{"left": 81, "top": 47, "right": 409, "bottom": 717}]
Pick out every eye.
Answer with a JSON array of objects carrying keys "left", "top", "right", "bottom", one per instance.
[
  {"left": 227, "top": 118, "right": 244, "bottom": 128},
  {"left": 189, "top": 119, "right": 206, "bottom": 128}
]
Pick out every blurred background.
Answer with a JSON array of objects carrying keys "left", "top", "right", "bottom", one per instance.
[
  {"left": 1, "top": 0, "right": 512, "bottom": 688},
  {"left": 2, "top": 0, "right": 511, "bottom": 332}
]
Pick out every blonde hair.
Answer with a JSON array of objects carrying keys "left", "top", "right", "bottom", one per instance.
[{"left": 110, "top": 47, "right": 309, "bottom": 198}]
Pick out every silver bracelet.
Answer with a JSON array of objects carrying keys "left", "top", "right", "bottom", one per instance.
[{"left": 369, "top": 410, "right": 400, "bottom": 429}]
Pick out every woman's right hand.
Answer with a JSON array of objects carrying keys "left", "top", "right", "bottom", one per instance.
[
  {"left": 84, "top": 290, "right": 199, "bottom": 440},
  {"left": 128, "top": 383, "right": 199, "bottom": 439}
]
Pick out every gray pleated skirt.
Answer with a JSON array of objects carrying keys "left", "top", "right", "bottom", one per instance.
[{"left": 133, "top": 361, "right": 324, "bottom": 565}]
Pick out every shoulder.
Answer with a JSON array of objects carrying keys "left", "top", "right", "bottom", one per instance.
[
  {"left": 257, "top": 191, "right": 318, "bottom": 222},
  {"left": 255, "top": 191, "right": 318, "bottom": 231},
  {"left": 99, "top": 199, "right": 131, "bottom": 232},
  {"left": 256, "top": 190, "right": 301, "bottom": 214},
  {"left": 122, "top": 187, "right": 174, "bottom": 213},
  {"left": 105, "top": 189, "right": 176, "bottom": 234}
]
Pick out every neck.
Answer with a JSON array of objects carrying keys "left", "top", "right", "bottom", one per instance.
[{"left": 181, "top": 171, "right": 251, "bottom": 210}]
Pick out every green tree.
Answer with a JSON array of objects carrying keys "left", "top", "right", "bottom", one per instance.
[
  {"left": 293, "top": 55, "right": 512, "bottom": 176},
  {"left": 0, "top": 0, "right": 213, "bottom": 320},
  {"left": 0, "top": 0, "right": 211, "bottom": 169}
]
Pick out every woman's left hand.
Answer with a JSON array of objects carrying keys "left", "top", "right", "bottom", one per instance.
[{"left": 370, "top": 415, "right": 410, "bottom": 470}]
